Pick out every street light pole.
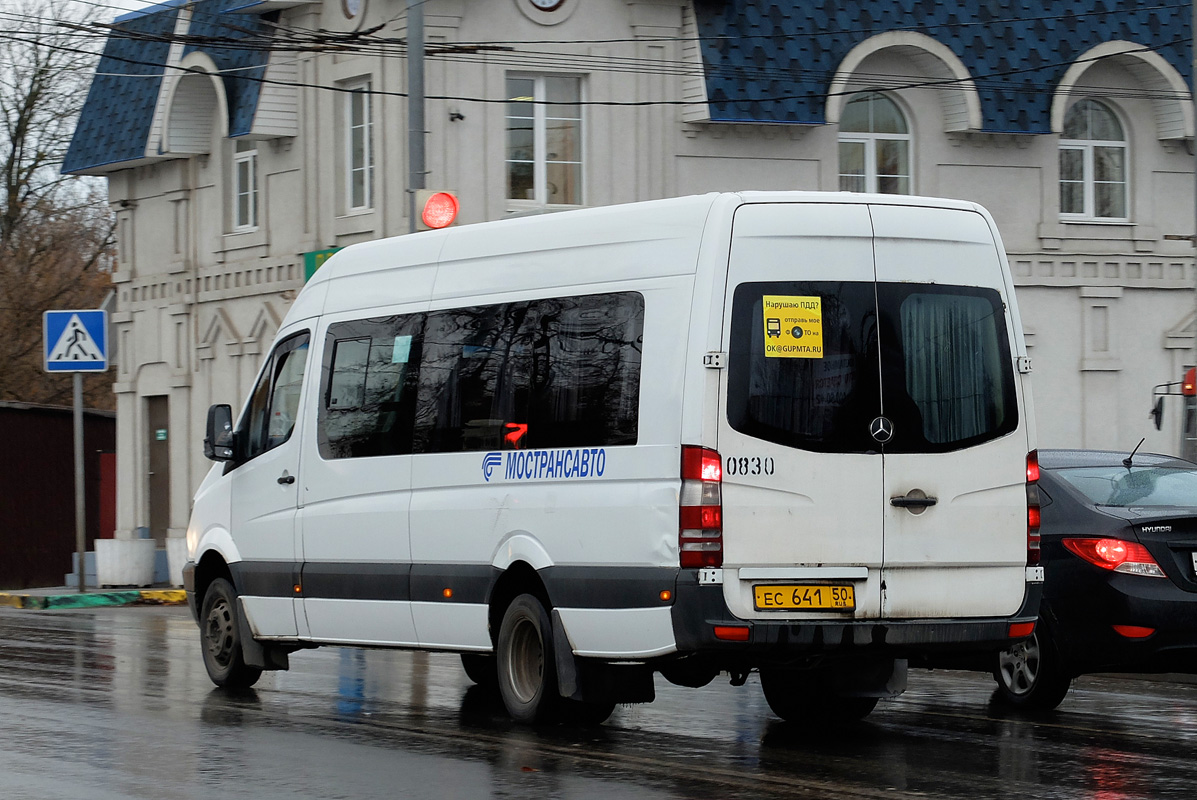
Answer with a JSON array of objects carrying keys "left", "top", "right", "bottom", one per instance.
[{"left": 407, "top": 0, "right": 425, "bottom": 233}]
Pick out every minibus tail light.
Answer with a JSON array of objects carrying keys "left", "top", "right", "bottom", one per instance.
[
  {"left": 1026, "top": 450, "right": 1041, "bottom": 566},
  {"left": 680, "top": 446, "right": 722, "bottom": 569}
]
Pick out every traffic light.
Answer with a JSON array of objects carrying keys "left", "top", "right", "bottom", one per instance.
[{"left": 415, "top": 190, "right": 459, "bottom": 230}]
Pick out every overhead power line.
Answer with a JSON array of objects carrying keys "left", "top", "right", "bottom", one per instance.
[{"left": 2, "top": 2, "right": 1191, "bottom": 110}]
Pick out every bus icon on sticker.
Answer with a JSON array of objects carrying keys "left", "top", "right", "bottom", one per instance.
[{"left": 766, "top": 318, "right": 781, "bottom": 338}]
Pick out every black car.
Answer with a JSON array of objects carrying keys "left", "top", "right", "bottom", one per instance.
[{"left": 994, "top": 448, "right": 1197, "bottom": 709}]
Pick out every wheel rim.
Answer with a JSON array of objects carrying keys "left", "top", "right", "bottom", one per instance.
[
  {"left": 204, "top": 596, "right": 237, "bottom": 669},
  {"left": 997, "top": 633, "right": 1041, "bottom": 696},
  {"left": 506, "top": 615, "right": 544, "bottom": 705}
]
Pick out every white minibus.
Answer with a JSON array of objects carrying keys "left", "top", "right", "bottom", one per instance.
[{"left": 185, "top": 192, "right": 1043, "bottom": 724}]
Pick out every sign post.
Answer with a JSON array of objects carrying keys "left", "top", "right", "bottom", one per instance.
[{"left": 44, "top": 310, "right": 108, "bottom": 592}]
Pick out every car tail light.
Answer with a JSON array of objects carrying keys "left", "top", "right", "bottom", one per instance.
[
  {"left": 1062, "top": 538, "right": 1166, "bottom": 577},
  {"left": 680, "top": 446, "right": 722, "bottom": 569},
  {"left": 1112, "top": 624, "right": 1156, "bottom": 639},
  {"left": 1026, "top": 450, "right": 1041, "bottom": 566}
]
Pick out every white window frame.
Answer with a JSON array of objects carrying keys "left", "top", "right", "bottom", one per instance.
[
  {"left": 344, "top": 80, "right": 374, "bottom": 213},
  {"left": 506, "top": 74, "right": 584, "bottom": 210},
  {"left": 233, "top": 139, "right": 258, "bottom": 232},
  {"left": 837, "top": 92, "right": 913, "bottom": 195},
  {"left": 1059, "top": 100, "right": 1128, "bottom": 222}
]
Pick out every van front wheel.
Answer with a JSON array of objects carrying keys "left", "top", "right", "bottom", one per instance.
[
  {"left": 200, "top": 577, "right": 263, "bottom": 689},
  {"left": 496, "top": 594, "right": 561, "bottom": 723}
]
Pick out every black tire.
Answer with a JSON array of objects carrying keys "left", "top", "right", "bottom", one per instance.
[
  {"left": 461, "top": 653, "right": 498, "bottom": 689},
  {"left": 993, "top": 627, "right": 1072, "bottom": 711},
  {"left": 200, "top": 577, "right": 263, "bottom": 689},
  {"left": 759, "top": 668, "right": 879, "bottom": 723},
  {"left": 496, "top": 593, "right": 562, "bottom": 723}
]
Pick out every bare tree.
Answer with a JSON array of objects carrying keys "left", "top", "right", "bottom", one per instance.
[{"left": 0, "top": 0, "right": 115, "bottom": 409}]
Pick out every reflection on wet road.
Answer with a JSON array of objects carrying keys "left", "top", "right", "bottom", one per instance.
[{"left": 1, "top": 607, "right": 1194, "bottom": 799}]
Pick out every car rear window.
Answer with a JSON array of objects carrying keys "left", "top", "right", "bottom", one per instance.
[
  {"left": 1052, "top": 465, "right": 1197, "bottom": 507},
  {"left": 726, "top": 281, "right": 1017, "bottom": 453}
]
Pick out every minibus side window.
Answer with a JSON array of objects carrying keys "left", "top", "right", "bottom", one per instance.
[
  {"left": 241, "top": 332, "right": 311, "bottom": 462},
  {"left": 526, "top": 293, "right": 643, "bottom": 448},
  {"left": 414, "top": 291, "right": 644, "bottom": 454},
  {"left": 416, "top": 302, "right": 534, "bottom": 453},
  {"left": 318, "top": 315, "right": 423, "bottom": 459}
]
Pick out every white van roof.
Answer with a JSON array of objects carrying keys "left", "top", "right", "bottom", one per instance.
[{"left": 286, "top": 192, "right": 990, "bottom": 325}]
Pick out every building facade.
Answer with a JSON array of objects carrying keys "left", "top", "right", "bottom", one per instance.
[{"left": 65, "top": 0, "right": 1196, "bottom": 584}]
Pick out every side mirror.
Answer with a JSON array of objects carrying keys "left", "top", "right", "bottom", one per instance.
[
  {"left": 204, "top": 404, "right": 236, "bottom": 461},
  {"left": 1150, "top": 397, "right": 1165, "bottom": 431}
]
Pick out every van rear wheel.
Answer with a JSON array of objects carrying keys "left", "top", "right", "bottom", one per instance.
[
  {"left": 200, "top": 577, "right": 262, "bottom": 689},
  {"left": 496, "top": 594, "right": 562, "bottom": 723},
  {"left": 759, "top": 668, "right": 878, "bottom": 722}
]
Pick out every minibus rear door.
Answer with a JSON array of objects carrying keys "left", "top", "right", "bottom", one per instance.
[
  {"left": 718, "top": 201, "right": 885, "bottom": 620},
  {"left": 868, "top": 203, "right": 1028, "bottom": 619}
]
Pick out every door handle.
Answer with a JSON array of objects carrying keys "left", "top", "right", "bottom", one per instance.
[
  {"left": 890, "top": 495, "right": 937, "bottom": 508},
  {"left": 278, "top": 473, "right": 296, "bottom": 485}
]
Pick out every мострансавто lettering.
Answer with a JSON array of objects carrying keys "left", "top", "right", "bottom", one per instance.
[{"left": 503, "top": 448, "right": 607, "bottom": 480}]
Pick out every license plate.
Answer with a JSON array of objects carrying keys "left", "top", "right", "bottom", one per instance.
[{"left": 753, "top": 584, "right": 855, "bottom": 611}]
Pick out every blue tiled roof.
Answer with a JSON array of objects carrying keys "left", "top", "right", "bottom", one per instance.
[
  {"left": 63, "top": 2, "right": 271, "bottom": 174},
  {"left": 63, "top": 9, "right": 178, "bottom": 173},
  {"left": 183, "top": 0, "right": 269, "bottom": 138},
  {"left": 692, "top": 0, "right": 1192, "bottom": 132}
]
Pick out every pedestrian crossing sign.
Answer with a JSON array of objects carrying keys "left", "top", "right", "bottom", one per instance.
[{"left": 44, "top": 309, "right": 108, "bottom": 372}]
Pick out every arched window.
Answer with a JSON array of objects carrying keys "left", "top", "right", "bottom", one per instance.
[
  {"left": 1060, "top": 99, "right": 1127, "bottom": 220},
  {"left": 838, "top": 92, "right": 912, "bottom": 194}
]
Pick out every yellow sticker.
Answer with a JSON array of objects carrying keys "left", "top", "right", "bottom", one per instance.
[{"left": 763, "top": 295, "right": 823, "bottom": 358}]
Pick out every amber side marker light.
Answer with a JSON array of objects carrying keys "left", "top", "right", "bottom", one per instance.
[
  {"left": 713, "top": 625, "right": 750, "bottom": 642},
  {"left": 659, "top": 590, "right": 672, "bottom": 602},
  {"left": 1112, "top": 624, "right": 1156, "bottom": 639},
  {"left": 1008, "top": 622, "right": 1036, "bottom": 638},
  {"left": 293, "top": 584, "right": 302, "bottom": 594},
  {"left": 442, "top": 588, "right": 454, "bottom": 599}
]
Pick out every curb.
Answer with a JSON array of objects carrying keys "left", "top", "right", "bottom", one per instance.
[{"left": 0, "top": 589, "right": 186, "bottom": 610}]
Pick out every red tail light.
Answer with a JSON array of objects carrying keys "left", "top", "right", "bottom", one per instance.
[
  {"left": 1062, "top": 538, "right": 1166, "bottom": 577},
  {"left": 1026, "top": 450, "right": 1041, "bottom": 566},
  {"left": 1112, "top": 624, "right": 1156, "bottom": 639},
  {"left": 1008, "top": 621, "right": 1036, "bottom": 638},
  {"left": 680, "top": 446, "right": 722, "bottom": 569}
]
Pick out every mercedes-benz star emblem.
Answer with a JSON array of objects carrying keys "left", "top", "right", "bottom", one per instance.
[{"left": 869, "top": 416, "right": 894, "bottom": 443}]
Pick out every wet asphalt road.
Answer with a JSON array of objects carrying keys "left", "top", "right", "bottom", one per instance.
[{"left": 1, "top": 606, "right": 1195, "bottom": 800}]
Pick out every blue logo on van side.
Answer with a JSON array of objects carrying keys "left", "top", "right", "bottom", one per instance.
[
  {"left": 481, "top": 452, "right": 503, "bottom": 482},
  {"left": 481, "top": 448, "right": 607, "bottom": 482}
]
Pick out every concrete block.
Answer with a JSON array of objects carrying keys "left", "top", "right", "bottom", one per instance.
[
  {"left": 95, "top": 538, "right": 156, "bottom": 587},
  {"left": 165, "top": 537, "right": 188, "bottom": 588}
]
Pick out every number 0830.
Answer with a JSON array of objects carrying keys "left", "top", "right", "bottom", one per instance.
[{"left": 725, "top": 456, "right": 775, "bottom": 476}]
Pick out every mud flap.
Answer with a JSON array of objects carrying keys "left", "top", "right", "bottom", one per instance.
[
  {"left": 236, "top": 599, "right": 290, "bottom": 671},
  {"left": 552, "top": 609, "right": 655, "bottom": 705},
  {"left": 551, "top": 610, "right": 579, "bottom": 698}
]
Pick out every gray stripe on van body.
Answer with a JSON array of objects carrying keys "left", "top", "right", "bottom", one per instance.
[
  {"left": 232, "top": 560, "right": 679, "bottom": 610},
  {"left": 304, "top": 562, "right": 412, "bottom": 601},
  {"left": 541, "top": 566, "right": 680, "bottom": 609},
  {"left": 230, "top": 560, "right": 297, "bottom": 598}
]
